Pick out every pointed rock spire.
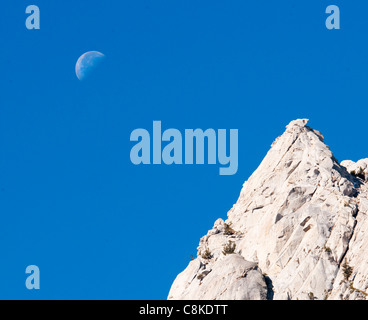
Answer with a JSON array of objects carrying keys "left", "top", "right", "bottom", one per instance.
[{"left": 168, "top": 119, "right": 368, "bottom": 300}]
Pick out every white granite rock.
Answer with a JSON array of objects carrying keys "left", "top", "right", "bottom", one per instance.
[
  {"left": 168, "top": 119, "right": 368, "bottom": 300},
  {"left": 168, "top": 254, "right": 268, "bottom": 300},
  {"left": 341, "top": 159, "right": 368, "bottom": 180}
]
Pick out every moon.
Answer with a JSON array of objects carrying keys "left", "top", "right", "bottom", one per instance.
[{"left": 75, "top": 51, "right": 105, "bottom": 81}]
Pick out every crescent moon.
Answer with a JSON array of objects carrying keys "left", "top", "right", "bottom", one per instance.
[{"left": 75, "top": 51, "right": 105, "bottom": 81}]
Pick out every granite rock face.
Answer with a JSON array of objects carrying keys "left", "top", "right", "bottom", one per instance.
[
  {"left": 168, "top": 254, "right": 268, "bottom": 300},
  {"left": 168, "top": 119, "right": 368, "bottom": 300}
]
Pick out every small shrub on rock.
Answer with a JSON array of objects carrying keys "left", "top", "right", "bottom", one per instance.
[
  {"left": 342, "top": 259, "right": 353, "bottom": 281},
  {"left": 222, "top": 241, "right": 236, "bottom": 255},
  {"left": 224, "top": 223, "right": 235, "bottom": 236},
  {"left": 202, "top": 248, "right": 213, "bottom": 260}
]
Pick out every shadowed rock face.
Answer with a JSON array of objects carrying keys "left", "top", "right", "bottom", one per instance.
[{"left": 168, "top": 119, "right": 368, "bottom": 300}]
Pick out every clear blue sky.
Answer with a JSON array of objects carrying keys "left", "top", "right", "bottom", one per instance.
[{"left": 0, "top": 0, "right": 366, "bottom": 299}]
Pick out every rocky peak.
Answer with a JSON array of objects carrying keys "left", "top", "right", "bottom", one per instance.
[{"left": 168, "top": 119, "right": 368, "bottom": 300}]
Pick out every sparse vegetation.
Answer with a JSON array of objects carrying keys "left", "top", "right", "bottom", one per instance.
[
  {"left": 308, "top": 292, "right": 314, "bottom": 300},
  {"left": 222, "top": 240, "right": 236, "bottom": 255},
  {"left": 342, "top": 259, "right": 353, "bottom": 281},
  {"left": 224, "top": 223, "right": 235, "bottom": 236},
  {"left": 202, "top": 248, "right": 213, "bottom": 260},
  {"left": 324, "top": 246, "right": 332, "bottom": 254},
  {"left": 197, "top": 270, "right": 211, "bottom": 281},
  {"left": 349, "top": 281, "right": 368, "bottom": 297}
]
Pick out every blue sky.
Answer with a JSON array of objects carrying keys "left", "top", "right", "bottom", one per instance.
[{"left": 0, "top": 0, "right": 367, "bottom": 299}]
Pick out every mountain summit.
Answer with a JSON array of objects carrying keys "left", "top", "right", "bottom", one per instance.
[{"left": 168, "top": 119, "right": 368, "bottom": 300}]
